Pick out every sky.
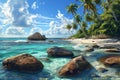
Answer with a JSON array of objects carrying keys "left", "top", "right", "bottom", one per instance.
[{"left": 0, "top": 0, "right": 79, "bottom": 38}]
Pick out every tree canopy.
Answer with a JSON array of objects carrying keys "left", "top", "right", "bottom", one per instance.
[{"left": 66, "top": 0, "right": 120, "bottom": 38}]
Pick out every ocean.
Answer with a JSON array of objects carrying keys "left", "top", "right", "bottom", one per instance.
[{"left": 0, "top": 38, "right": 119, "bottom": 80}]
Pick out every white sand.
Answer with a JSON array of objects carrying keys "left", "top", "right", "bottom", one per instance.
[{"left": 65, "top": 38, "right": 120, "bottom": 49}]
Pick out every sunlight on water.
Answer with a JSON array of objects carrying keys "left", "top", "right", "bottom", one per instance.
[{"left": 0, "top": 38, "right": 120, "bottom": 80}]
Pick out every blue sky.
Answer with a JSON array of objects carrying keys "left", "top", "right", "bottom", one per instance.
[{"left": 0, "top": 0, "right": 79, "bottom": 38}]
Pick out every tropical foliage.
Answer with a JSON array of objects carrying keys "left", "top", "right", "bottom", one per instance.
[{"left": 66, "top": 0, "right": 120, "bottom": 38}]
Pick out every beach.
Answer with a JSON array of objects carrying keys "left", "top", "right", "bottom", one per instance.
[
  {"left": 65, "top": 38, "right": 120, "bottom": 49},
  {"left": 0, "top": 38, "right": 120, "bottom": 80}
]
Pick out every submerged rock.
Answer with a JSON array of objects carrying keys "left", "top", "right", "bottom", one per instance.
[
  {"left": 85, "top": 47, "right": 94, "bottom": 52},
  {"left": 58, "top": 56, "right": 91, "bottom": 77},
  {"left": 2, "top": 54, "right": 44, "bottom": 72},
  {"left": 28, "top": 32, "right": 46, "bottom": 41},
  {"left": 98, "top": 68, "right": 108, "bottom": 73},
  {"left": 99, "top": 46, "right": 115, "bottom": 49},
  {"left": 99, "top": 55, "right": 120, "bottom": 68},
  {"left": 91, "top": 44, "right": 100, "bottom": 48},
  {"left": 39, "top": 58, "right": 52, "bottom": 63},
  {"left": 47, "top": 47, "right": 74, "bottom": 57},
  {"left": 105, "top": 49, "right": 120, "bottom": 53}
]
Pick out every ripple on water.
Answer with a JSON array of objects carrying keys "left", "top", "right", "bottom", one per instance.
[{"left": 0, "top": 39, "right": 120, "bottom": 80}]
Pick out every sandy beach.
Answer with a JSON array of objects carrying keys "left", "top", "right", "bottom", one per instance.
[{"left": 66, "top": 38, "right": 120, "bottom": 49}]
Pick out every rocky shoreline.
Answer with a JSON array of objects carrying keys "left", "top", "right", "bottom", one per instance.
[{"left": 2, "top": 38, "right": 120, "bottom": 78}]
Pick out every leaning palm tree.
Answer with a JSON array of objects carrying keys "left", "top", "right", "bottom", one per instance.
[
  {"left": 79, "top": 0, "right": 97, "bottom": 14},
  {"left": 77, "top": 0, "right": 102, "bottom": 20},
  {"left": 66, "top": 24, "right": 72, "bottom": 30},
  {"left": 85, "top": 12, "right": 93, "bottom": 22},
  {"left": 102, "top": 0, "right": 118, "bottom": 21},
  {"left": 67, "top": 3, "right": 78, "bottom": 16},
  {"left": 75, "top": 14, "right": 81, "bottom": 24},
  {"left": 72, "top": 23, "right": 78, "bottom": 30},
  {"left": 93, "top": 0, "right": 101, "bottom": 4},
  {"left": 74, "top": 14, "right": 88, "bottom": 37},
  {"left": 81, "top": 21, "right": 88, "bottom": 37}
]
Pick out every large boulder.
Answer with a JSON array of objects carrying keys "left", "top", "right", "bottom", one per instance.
[
  {"left": 58, "top": 56, "right": 91, "bottom": 77},
  {"left": 47, "top": 47, "right": 74, "bottom": 57},
  {"left": 99, "top": 55, "right": 120, "bottom": 68},
  {"left": 2, "top": 54, "right": 44, "bottom": 72},
  {"left": 28, "top": 32, "right": 46, "bottom": 40}
]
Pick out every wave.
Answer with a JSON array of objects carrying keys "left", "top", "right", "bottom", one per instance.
[
  {"left": 14, "top": 40, "right": 27, "bottom": 43},
  {"left": 0, "top": 40, "right": 27, "bottom": 43}
]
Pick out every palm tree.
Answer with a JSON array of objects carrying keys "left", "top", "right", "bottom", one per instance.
[
  {"left": 75, "top": 14, "right": 81, "bottom": 24},
  {"left": 66, "top": 24, "right": 72, "bottom": 30},
  {"left": 102, "top": 0, "right": 118, "bottom": 21},
  {"left": 81, "top": 21, "right": 88, "bottom": 37},
  {"left": 85, "top": 12, "right": 93, "bottom": 22},
  {"left": 72, "top": 23, "right": 78, "bottom": 30},
  {"left": 79, "top": 0, "right": 97, "bottom": 14},
  {"left": 67, "top": 3, "right": 78, "bottom": 16},
  {"left": 93, "top": 0, "right": 101, "bottom": 4},
  {"left": 74, "top": 14, "right": 88, "bottom": 37}
]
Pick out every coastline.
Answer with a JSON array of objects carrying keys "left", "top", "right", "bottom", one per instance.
[{"left": 65, "top": 38, "right": 120, "bottom": 49}]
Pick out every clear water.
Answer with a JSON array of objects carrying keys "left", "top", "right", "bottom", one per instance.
[{"left": 0, "top": 38, "right": 119, "bottom": 80}]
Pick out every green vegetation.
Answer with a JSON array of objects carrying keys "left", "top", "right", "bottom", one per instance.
[{"left": 66, "top": 0, "right": 120, "bottom": 38}]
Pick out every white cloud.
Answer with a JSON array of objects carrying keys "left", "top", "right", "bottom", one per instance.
[
  {"left": 0, "top": 0, "right": 75, "bottom": 38},
  {"left": 30, "top": 27, "right": 44, "bottom": 35},
  {"left": 5, "top": 27, "right": 26, "bottom": 36},
  {"left": 44, "top": 10, "right": 74, "bottom": 38},
  {"left": 0, "top": 0, "right": 34, "bottom": 27},
  {"left": 31, "top": 2, "right": 38, "bottom": 10},
  {"left": 28, "top": 11, "right": 74, "bottom": 38}
]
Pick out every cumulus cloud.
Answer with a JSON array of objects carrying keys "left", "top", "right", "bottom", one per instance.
[
  {"left": 0, "top": 0, "right": 36, "bottom": 27},
  {"left": 0, "top": 0, "right": 74, "bottom": 38},
  {"left": 31, "top": 2, "right": 38, "bottom": 10},
  {"left": 44, "top": 10, "right": 74, "bottom": 38},
  {"left": 30, "top": 27, "right": 44, "bottom": 35},
  {"left": 29, "top": 11, "right": 74, "bottom": 38},
  {"left": 5, "top": 27, "right": 26, "bottom": 36}
]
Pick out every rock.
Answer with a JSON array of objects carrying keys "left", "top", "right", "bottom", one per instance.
[
  {"left": 47, "top": 47, "right": 74, "bottom": 57},
  {"left": 48, "top": 40, "right": 54, "bottom": 42},
  {"left": 91, "top": 73, "right": 100, "bottom": 78},
  {"left": 42, "top": 35, "right": 46, "bottom": 40},
  {"left": 58, "top": 56, "right": 91, "bottom": 77},
  {"left": 2, "top": 54, "right": 44, "bottom": 72},
  {"left": 91, "top": 44, "right": 100, "bottom": 48},
  {"left": 85, "top": 47, "right": 94, "bottom": 52},
  {"left": 40, "top": 58, "right": 52, "bottom": 63},
  {"left": 99, "top": 46, "right": 115, "bottom": 49},
  {"left": 99, "top": 55, "right": 120, "bottom": 68},
  {"left": 98, "top": 68, "right": 108, "bottom": 73},
  {"left": 105, "top": 49, "right": 120, "bottom": 53},
  {"left": 28, "top": 32, "right": 46, "bottom": 41}
]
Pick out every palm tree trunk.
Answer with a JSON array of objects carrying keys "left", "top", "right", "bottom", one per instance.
[
  {"left": 78, "top": 23, "right": 88, "bottom": 38},
  {"left": 111, "top": 10, "right": 118, "bottom": 21},
  {"left": 106, "top": 0, "right": 118, "bottom": 22}
]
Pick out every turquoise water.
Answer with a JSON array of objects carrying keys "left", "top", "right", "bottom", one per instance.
[
  {"left": 0, "top": 38, "right": 87, "bottom": 80},
  {"left": 0, "top": 38, "right": 119, "bottom": 80}
]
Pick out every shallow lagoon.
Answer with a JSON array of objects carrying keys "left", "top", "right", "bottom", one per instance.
[{"left": 0, "top": 38, "right": 120, "bottom": 80}]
